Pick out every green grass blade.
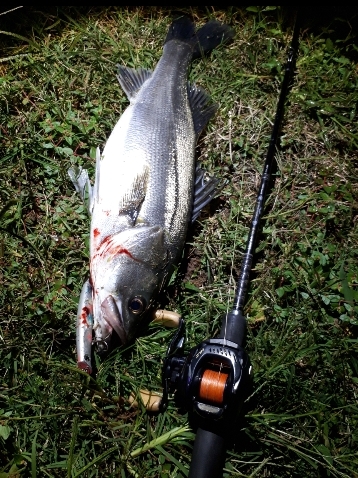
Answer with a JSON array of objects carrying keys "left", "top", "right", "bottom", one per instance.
[
  {"left": 72, "top": 447, "right": 118, "bottom": 477},
  {"left": 130, "top": 425, "right": 191, "bottom": 458},
  {"left": 31, "top": 430, "right": 38, "bottom": 478},
  {"left": 67, "top": 416, "right": 79, "bottom": 478}
]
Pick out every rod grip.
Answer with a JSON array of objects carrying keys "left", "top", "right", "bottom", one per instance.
[{"left": 188, "top": 427, "right": 226, "bottom": 478}]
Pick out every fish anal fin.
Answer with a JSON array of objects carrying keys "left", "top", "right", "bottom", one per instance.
[
  {"left": 188, "top": 83, "right": 218, "bottom": 138},
  {"left": 117, "top": 66, "right": 153, "bottom": 100},
  {"left": 192, "top": 165, "right": 221, "bottom": 222}
]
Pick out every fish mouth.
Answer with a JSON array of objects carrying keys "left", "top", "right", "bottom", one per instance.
[{"left": 101, "top": 295, "right": 127, "bottom": 345}]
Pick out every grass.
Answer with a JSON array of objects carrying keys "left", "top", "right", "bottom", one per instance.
[{"left": 0, "top": 5, "right": 357, "bottom": 477}]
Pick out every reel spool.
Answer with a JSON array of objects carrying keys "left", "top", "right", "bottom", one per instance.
[{"left": 199, "top": 368, "right": 229, "bottom": 406}]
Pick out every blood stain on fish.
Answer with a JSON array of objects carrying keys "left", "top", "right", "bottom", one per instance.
[
  {"left": 97, "top": 235, "right": 111, "bottom": 251},
  {"left": 81, "top": 306, "right": 91, "bottom": 325},
  {"left": 94, "top": 235, "right": 135, "bottom": 260},
  {"left": 108, "top": 244, "right": 133, "bottom": 259},
  {"left": 93, "top": 228, "right": 100, "bottom": 238}
]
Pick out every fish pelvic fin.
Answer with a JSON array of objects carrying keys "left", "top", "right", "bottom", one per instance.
[
  {"left": 94, "top": 147, "right": 100, "bottom": 207},
  {"left": 188, "top": 83, "right": 218, "bottom": 138},
  {"left": 193, "top": 20, "right": 235, "bottom": 59},
  {"left": 117, "top": 66, "right": 153, "bottom": 101},
  {"left": 68, "top": 166, "right": 94, "bottom": 215},
  {"left": 192, "top": 165, "right": 221, "bottom": 222},
  {"left": 68, "top": 147, "right": 102, "bottom": 215}
]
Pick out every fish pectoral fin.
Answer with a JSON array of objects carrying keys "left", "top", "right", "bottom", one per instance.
[
  {"left": 119, "top": 225, "right": 168, "bottom": 269},
  {"left": 68, "top": 166, "right": 94, "bottom": 215},
  {"left": 118, "top": 164, "right": 149, "bottom": 224},
  {"left": 192, "top": 164, "right": 221, "bottom": 222},
  {"left": 117, "top": 66, "right": 153, "bottom": 101},
  {"left": 187, "top": 82, "right": 218, "bottom": 138}
]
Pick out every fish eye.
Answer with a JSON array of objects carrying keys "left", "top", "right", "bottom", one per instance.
[{"left": 128, "top": 296, "right": 146, "bottom": 314}]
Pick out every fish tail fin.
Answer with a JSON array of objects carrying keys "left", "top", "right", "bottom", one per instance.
[
  {"left": 193, "top": 20, "right": 234, "bottom": 59},
  {"left": 165, "top": 17, "right": 234, "bottom": 58},
  {"left": 164, "top": 16, "right": 196, "bottom": 45}
]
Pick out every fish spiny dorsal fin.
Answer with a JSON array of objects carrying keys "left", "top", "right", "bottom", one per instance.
[
  {"left": 187, "top": 82, "right": 218, "bottom": 138},
  {"left": 118, "top": 164, "right": 149, "bottom": 224},
  {"left": 192, "top": 165, "right": 220, "bottom": 222},
  {"left": 193, "top": 20, "right": 234, "bottom": 59},
  {"left": 117, "top": 66, "right": 153, "bottom": 101}
]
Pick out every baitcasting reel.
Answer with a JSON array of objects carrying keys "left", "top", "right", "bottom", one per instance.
[{"left": 160, "top": 314, "right": 252, "bottom": 429}]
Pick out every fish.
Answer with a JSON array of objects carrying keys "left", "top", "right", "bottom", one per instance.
[{"left": 69, "top": 17, "right": 234, "bottom": 373}]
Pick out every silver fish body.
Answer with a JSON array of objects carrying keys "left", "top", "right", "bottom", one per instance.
[{"left": 72, "top": 18, "right": 234, "bottom": 363}]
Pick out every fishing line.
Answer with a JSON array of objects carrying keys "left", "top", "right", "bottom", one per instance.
[{"left": 224, "top": 103, "right": 246, "bottom": 340}]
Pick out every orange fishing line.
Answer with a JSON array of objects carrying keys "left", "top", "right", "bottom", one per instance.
[{"left": 199, "top": 369, "right": 228, "bottom": 405}]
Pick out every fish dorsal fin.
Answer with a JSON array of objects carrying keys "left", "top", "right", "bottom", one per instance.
[
  {"left": 118, "top": 164, "right": 149, "bottom": 224},
  {"left": 192, "top": 165, "right": 220, "bottom": 222},
  {"left": 117, "top": 66, "right": 153, "bottom": 100},
  {"left": 187, "top": 83, "right": 218, "bottom": 138}
]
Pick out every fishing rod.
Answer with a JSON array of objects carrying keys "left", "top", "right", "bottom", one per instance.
[{"left": 160, "top": 16, "right": 301, "bottom": 478}]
